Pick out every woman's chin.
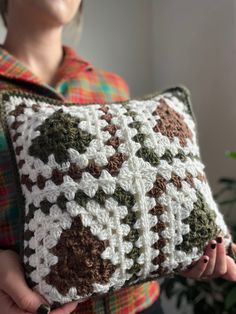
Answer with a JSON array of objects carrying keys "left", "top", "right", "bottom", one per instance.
[
  {"left": 41, "top": 13, "right": 73, "bottom": 28},
  {"left": 29, "top": 0, "right": 80, "bottom": 26}
]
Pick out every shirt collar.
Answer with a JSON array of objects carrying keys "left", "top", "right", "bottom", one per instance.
[
  {"left": 52, "top": 45, "right": 94, "bottom": 84},
  {"left": 0, "top": 44, "right": 94, "bottom": 99}
]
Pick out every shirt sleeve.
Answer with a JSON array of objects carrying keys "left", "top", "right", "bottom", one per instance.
[{"left": 0, "top": 122, "right": 21, "bottom": 253}]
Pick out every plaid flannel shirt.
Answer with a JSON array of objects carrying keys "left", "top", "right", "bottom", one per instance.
[{"left": 0, "top": 45, "right": 160, "bottom": 313}]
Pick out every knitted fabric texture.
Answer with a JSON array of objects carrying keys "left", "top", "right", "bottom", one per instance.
[{"left": 0, "top": 86, "right": 234, "bottom": 306}]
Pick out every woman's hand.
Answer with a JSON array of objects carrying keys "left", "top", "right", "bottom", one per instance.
[
  {"left": 179, "top": 238, "right": 236, "bottom": 281},
  {"left": 0, "top": 249, "right": 79, "bottom": 314}
]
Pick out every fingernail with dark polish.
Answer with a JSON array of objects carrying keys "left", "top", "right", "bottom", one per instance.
[
  {"left": 216, "top": 237, "right": 222, "bottom": 244},
  {"left": 204, "top": 258, "right": 208, "bottom": 263},
  {"left": 36, "top": 304, "right": 51, "bottom": 314},
  {"left": 211, "top": 243, "right": 216, "bottom": 249}
]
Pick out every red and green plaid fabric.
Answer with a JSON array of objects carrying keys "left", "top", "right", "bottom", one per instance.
[{"left": 0, "top": 45, "right": 160, "bottom": 313}]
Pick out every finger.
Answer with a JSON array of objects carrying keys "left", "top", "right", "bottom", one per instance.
[
  {"left": 231, "top": 243, "right": 236, "bottom": 255},
  {"left": 1, "top": 266, "right": 50, "bottom": 313},
  {"left": 201, "top": 240, "right": 217, "bottom": 277},
  {"left": 222, "top": 256, "right": 236, "bottom": 281},
  {"left": 50, "top": 301, "right": 79, "bottom": 314},
  {"left": 0, "top": 289, "right": 32, "bottom": 314},
  {"left": 180, "top": 255, "right": 209, "bottom": 279},
  {"left": 213, "top": 237, "right": 227, "bottom": 277}
]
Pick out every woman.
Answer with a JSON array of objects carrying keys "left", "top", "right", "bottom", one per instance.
[{"left": 0, "top": 1, "right": 235, "bottom": 314}]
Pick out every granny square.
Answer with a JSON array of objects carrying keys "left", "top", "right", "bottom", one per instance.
[{"left": 0, "top": 87, "right": 234, "bottom": 306}]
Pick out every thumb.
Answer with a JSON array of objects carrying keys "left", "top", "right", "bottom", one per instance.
[{"left": 2, "top": 268, "right": 50, "bottom": 313}]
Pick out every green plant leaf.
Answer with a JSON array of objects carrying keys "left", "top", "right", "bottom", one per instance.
[
  {"left": 176, "top": 290, "right": 187, "bottom": 308},
  {"left": 225, "top": 286, "right": 236, "bottom": 310},
  {"left": 219, "top": 198, "right": 236, "bottom": 206},
  {"left": 218, "top": 178, "right": 236, "bottom": 188},
  {"left": 225, "top": 151, "right": 236, "bottom": 160}
]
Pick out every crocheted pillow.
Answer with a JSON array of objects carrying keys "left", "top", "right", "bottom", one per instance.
[{"left": 0, "top": 87, "right": 234, "bottom": 306}]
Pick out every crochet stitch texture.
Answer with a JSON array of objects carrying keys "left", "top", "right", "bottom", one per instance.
[{"left": 0, "top": 86, "right": 234, "bottom": 305}]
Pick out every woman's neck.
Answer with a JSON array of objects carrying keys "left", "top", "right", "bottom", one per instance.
[{"left": 2, "top": 24, "right": 64, "bottom": 86}]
